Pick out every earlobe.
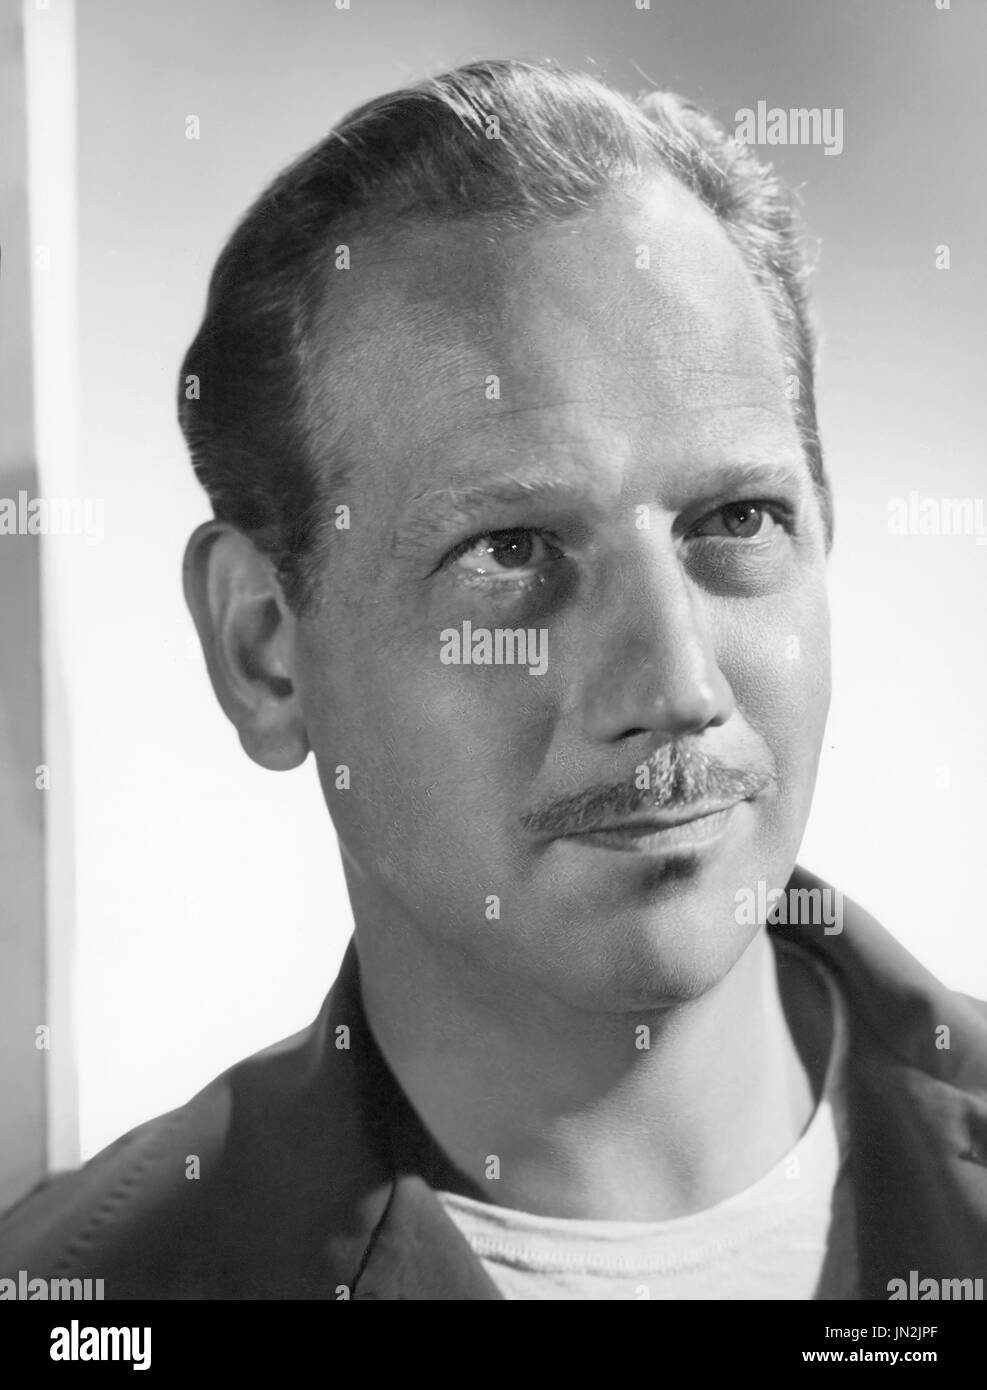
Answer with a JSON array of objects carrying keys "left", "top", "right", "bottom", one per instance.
[{"left": 183, "top": 521, "right": 311, "bottom": 771}]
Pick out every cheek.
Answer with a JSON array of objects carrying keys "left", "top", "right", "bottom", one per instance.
[
  {"left": 297, "top": 616, "right": 559, "bottom": 874},
  {"left": 721, "top": 585, "right": 831, "bottom": 800}
]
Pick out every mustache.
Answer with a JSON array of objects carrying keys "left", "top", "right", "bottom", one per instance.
[{"left": 520, "top": 744, "right": 775, "bottom": 837}]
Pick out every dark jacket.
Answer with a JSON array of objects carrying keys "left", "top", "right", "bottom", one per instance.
[{"left": 3, "top": 866, "right": 987, "bottom": 1300}]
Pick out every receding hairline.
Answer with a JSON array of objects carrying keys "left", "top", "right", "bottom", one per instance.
[{"left": 295, "top": 177, "right": 798, "bottom": 481}]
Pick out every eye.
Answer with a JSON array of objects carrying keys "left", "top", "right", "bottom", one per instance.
[
  {"left": 449, "top": 527, "right": 560, "bottom": 584},
  {"left": 688, "top": 500, "right": 780, "bottom": 541}
]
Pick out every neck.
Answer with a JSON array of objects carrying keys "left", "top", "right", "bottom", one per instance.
[{"left": 353, "top": 893, "right": 830, "bottom": 1222}]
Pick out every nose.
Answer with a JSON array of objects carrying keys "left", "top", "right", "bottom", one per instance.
[{"left": 577, "top": 538, "right": 735, "bottom": 744}]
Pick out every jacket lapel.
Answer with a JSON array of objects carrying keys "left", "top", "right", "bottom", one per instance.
[
  {"left": 313, "top": 942, "right": 503, "bottom": 1299},
  {"left": 352, "top": 1173, "right": 502, "bottom": 1300},
  {"left": 780, "top": 866, "right": 987, "bottom": 1297}
]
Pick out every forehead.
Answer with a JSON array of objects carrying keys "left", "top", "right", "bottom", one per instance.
[{"left": 312, "top": 182, "right": 802, "bottom": 511}]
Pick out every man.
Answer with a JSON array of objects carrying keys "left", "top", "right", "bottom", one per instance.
[{"left": 3, "top": 59, "right": 986, "bottom": 1301}]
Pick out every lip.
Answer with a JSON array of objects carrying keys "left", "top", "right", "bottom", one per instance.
[{"left": 559, "top": 801, "right": 743, "bottom": 853}]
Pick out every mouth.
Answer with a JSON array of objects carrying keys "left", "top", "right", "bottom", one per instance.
[{"left": 557, "top": 800, "right": 745, "bottom": 854}]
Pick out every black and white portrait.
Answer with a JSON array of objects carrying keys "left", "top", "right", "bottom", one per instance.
[{"left": 1, "top": 0, "right": 984, "bottom": 1346}]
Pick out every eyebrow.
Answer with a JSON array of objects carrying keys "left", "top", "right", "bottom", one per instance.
[
  {"left": 390, "top": 458, "right": 811, "bottom": 559},
  {"left": 391, "top": 474, "right": 587, "bottom": 558}
]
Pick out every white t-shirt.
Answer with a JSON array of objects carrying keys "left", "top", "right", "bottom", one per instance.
[{"left": 437, "top": 957, "right": 857, "bottom": 1300}]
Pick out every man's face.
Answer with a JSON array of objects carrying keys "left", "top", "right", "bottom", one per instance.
[{"left": 293, "top": 181, "right": 831, "bottom": 1012}]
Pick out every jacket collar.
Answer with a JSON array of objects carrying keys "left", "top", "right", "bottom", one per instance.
[
  {"left": 311, "top": 939, "right": 501, "bottom": 1299},
  {"left": 315, "top": 865, "right": 987, "bottom": 1300},
  {"left": 778, "top": 866, "right": 987, "bottom": 1297}
]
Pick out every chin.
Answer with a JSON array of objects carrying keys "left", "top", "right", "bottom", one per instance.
[{"left": 524, "top": 880, "right": 765, "bottom": 1015}]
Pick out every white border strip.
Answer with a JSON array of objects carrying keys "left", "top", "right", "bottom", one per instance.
[{"left": 23, "top": 0, "right": 80, "bottom": 1172}]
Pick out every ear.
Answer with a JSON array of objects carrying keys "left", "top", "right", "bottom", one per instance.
[{"left": 183, "top": 521, "right": 310, "bottom": 771}]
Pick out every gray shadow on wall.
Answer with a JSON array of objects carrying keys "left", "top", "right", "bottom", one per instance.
[{"left": 0, "top": 461, "right": 47, "bottom": 1210}]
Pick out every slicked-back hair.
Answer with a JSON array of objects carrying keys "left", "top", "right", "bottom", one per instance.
[{"left": 178, "top": 59, "right": 831, "bottom": 613}]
